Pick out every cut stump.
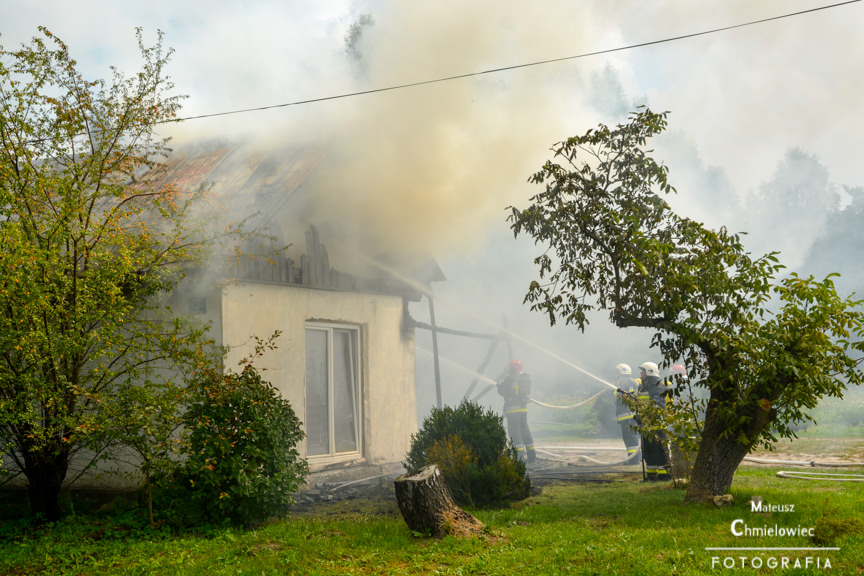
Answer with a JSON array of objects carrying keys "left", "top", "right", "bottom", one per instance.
[{"left": 394, "top": 465, "right": 484, "bottom": 538}]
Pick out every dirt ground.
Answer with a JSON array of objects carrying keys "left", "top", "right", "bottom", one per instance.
[
  {"left": 4, "top": 437, "right": 859, "bottom": 518},
  {"left": 294, "top": 436, "right": 864, "bottom": 513}
]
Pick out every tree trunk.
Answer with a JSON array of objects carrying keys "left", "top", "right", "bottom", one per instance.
[
  {"left": 683, "top": 400, "right": 771, "bottom": 503},
  {"left": 22, "top": 443, "right": 69, "bottom": 522},
  {"left": 394, "top": 465, "right": 484, "bottom": 538}
]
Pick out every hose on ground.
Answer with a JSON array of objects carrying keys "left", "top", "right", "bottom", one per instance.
[
  {"left": 743, "top": 456, "right": 864, "bottom": 467},
  {"left": 742, "top": 456, "right": 864, "bottom": 481},
  {"left": 536, "top": 445, "right": 641, "bottom": 467},
  {"left": 776, "top": 471, "right": 864, "bottom": 482}
]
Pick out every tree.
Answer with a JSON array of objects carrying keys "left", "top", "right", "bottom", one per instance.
[
  {"left": 748, "top": 148, "right": 840, "bottom": 264},
  {"left": 802, "top": 185, "right": 864, "bottom": 297},
  {"left": 0, "top": 28, "right": 219, "bottom": 520},
  {"left": 508, "top": 109, "right": 864, "bottom": 502}
]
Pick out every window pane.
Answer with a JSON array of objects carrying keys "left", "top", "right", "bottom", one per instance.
[
  {"left": 333, "top": 329, "right": 358, "bottom": 453},
  {"left": 304, "top": 328, "right": 329, "bottom": 456}
]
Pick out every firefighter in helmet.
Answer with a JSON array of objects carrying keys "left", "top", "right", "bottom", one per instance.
[
  {"left": 496, "top": 359, "right": 536, "bottom": 464},
  {"left": 637, "top": 361, "right": 672, "bottom": 481},
  {"left": 667, "top": 364, "right": 687, "bottom": 386},
  {"left": 613, "top": 363, "right": 641, "bottom": 463}
]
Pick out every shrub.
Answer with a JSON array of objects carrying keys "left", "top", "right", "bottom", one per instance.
[
  {"left": 405, "top": 400, "right": 530, "bottom": 507},
  {"left": 812, "top": 503, "right": 864, "bottom": 546},
  {"left": 158, "top": 363, "right": 308, "bottom": 527},
  {"left": 426, "top": 434, "right": 477, "bottom": 501}
]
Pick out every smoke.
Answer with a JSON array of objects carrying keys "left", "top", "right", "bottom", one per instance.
[
  {"left": 4, "top": 0, "right": 863, "bottom": 422},
  {"left": 6, "top": 0, "right": 861, "bottom": 258},
  {"left": 294, "top": 1, "right": 616, "bottom": 257}
]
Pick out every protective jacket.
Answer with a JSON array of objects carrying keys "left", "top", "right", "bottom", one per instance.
[
  {"left": 615, "top": 376, "right": 641, "bottom": 462},
  {"left": 496, "top": 370, "right": 535, "bottom": 463},
  {"left": 638, "top": 373, "right": 671, "bottom": 480},
  {"left": 614, "top": 376, "right": 640, "bottom": 420},
  {"left": 497, "top": 372, "right": 532, "bottom": 414},
  {"left": 638, "top": 374, "right": 668, "bottom": 408}
]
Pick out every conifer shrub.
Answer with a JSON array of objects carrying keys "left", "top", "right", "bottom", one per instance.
[
  {"left": 812, "top": 504, "right": 864, "bottom": 546},
  {"left": 404, "top": 400, "right": 530, "bottom": 507}
]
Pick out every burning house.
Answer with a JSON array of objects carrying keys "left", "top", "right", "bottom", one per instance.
[{"left": 157, "top": 140, "right": 445, "bottom": 487}]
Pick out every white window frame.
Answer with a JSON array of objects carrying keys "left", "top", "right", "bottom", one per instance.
[{"left": 304, "top": 322, "right": 363, "bottom": 462}]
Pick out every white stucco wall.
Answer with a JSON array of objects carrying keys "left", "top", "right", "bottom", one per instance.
[{"left": 220, "top": 282, "right": 418, "bottom": 468}]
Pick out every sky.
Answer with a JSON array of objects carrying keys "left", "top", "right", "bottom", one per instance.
[{"left": 3, "top": 0, "right": 863, "bottom": 415}]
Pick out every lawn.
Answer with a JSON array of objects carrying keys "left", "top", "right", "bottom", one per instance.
[{"left": 2, "top": 464, "right": 862, "bottom": 575}]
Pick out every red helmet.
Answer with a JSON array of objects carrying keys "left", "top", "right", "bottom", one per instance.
[
  {"left": 508, "top": 360, "right": 523, "bottom": 374},
  {"left": 672, "top": 364, "right": 687, "bottom": 377}
]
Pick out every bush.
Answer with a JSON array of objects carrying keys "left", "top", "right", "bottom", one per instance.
[
  {"left": 157, "top": 363, "right": 308, "bottom": 527},
  {"left": 405, "top": 400, "right": 530, "bottom": 507}
]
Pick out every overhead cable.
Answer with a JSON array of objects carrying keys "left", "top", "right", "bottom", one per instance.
[
  {"left": 17, "top": 3, "right": 861, "bottom": 155},
  {"left": 174, "top": 0, "right": 862, "bottom": 123}
]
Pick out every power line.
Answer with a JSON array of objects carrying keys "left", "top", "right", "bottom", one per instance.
[{"left": 176, "top": 0, "right": 861, "bottom": 123}]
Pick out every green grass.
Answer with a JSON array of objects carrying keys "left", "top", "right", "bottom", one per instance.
[{"left": 2, "top": 468, "right": 862, "bottom": 575}]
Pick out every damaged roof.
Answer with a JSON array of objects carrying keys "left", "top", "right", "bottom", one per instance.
[{"left": 150, "top": 139, "right": 445, "bottom": 298}]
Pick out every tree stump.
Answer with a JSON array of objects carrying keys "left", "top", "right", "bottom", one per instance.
[{"left": 394, "top": 465, "right": 484, "bottom": 538}]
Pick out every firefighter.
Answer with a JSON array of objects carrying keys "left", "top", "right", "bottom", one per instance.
[
  {"left": 663, "top": 363, "right": 689, "bottom": 417},
  {"left": 638, "top": 361, "right": 672, "bottom": 481},
  {"left": 613, "top": 363, "right": 641, "bottom": 463},
  {"left": 496, "top": 360, "right": 536, "bottom": 464},
  {"left": 666, "top": 364, "right": 687, "bottom": 388}
]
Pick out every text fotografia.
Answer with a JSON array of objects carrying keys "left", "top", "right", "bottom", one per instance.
[
  {"left": 706, "top": 499, "right": 836, "bottom": 571},
  {"left": 710, "top": 556, "right": 832, "bottom": 570}
]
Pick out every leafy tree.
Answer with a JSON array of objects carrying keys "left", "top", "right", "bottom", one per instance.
[
  {"left": 588, "top": 64, "right": 643, "bottom": 122},
  {"left": 509, "top": 109, "right": 864, "bottom": 501},
  {"left": 748, "top": 147, "right": 840, "bottom": 263},
  {"left": 104, "top": 365, "right": 201, "bottom": 528},
  {"left": 0, "top": 28, "right": 220, "bottom": 520},
  {"left": 802, "top": 185, "right": 864, "bottom": 297}
]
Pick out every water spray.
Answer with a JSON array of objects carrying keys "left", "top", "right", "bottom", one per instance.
[
  {"left": 365, "top": 256, "right": 618, "bottom": 390},
  {"left": 416, "top": 346, "right": 498, "bottom": 385}
]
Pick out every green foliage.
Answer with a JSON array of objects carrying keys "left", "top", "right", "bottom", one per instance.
[
  {"left": 3, "top": 464, "right": 863, "bottom": 575},
  {"left": 509, "top": 108, "right": 864, "bottom": 498},
  {"left": 812, "top": 503, "right": 864, "bottom": 546},
  {"left": 621, "top": 390, "right": 703, "bottom": 485},
  {"left": 426, "top": 434, "right": 477, "bottom": 501},
  {"left": 404, "top": 400, "right": 529, "bottom": 507},
  {"left": 0, "top": 27, "right": 232, "bottom": 520},
  {"left": 158, "top": 340, "right": 308, "bottom": 527}
]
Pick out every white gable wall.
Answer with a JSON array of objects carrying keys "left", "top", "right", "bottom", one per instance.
[{"left": 220, "top": 282, "right": 418, "bottom": 469}]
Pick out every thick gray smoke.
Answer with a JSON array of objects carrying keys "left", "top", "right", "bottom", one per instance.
[{"left": 4, "top": 0, "right": 862, "bottom": 424}]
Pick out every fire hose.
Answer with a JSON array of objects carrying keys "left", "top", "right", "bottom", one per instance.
[
  {"left": 742, "top": 456, "right": 864, "bottom": 482},
  {"left": 529, "top": 389, "right": 607, "bottom": 409},
  {"left": 775, "top": 471, "right": 864, "bottom": 481},
  {"left": 528, "top": 390, "right": 638, "bottom": 466},
  {"left": 535, "top": 447, "right": 640, "bottom": 467},
  {"left": 535, "top": 441, "right": 642, "bottom": 467}
]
